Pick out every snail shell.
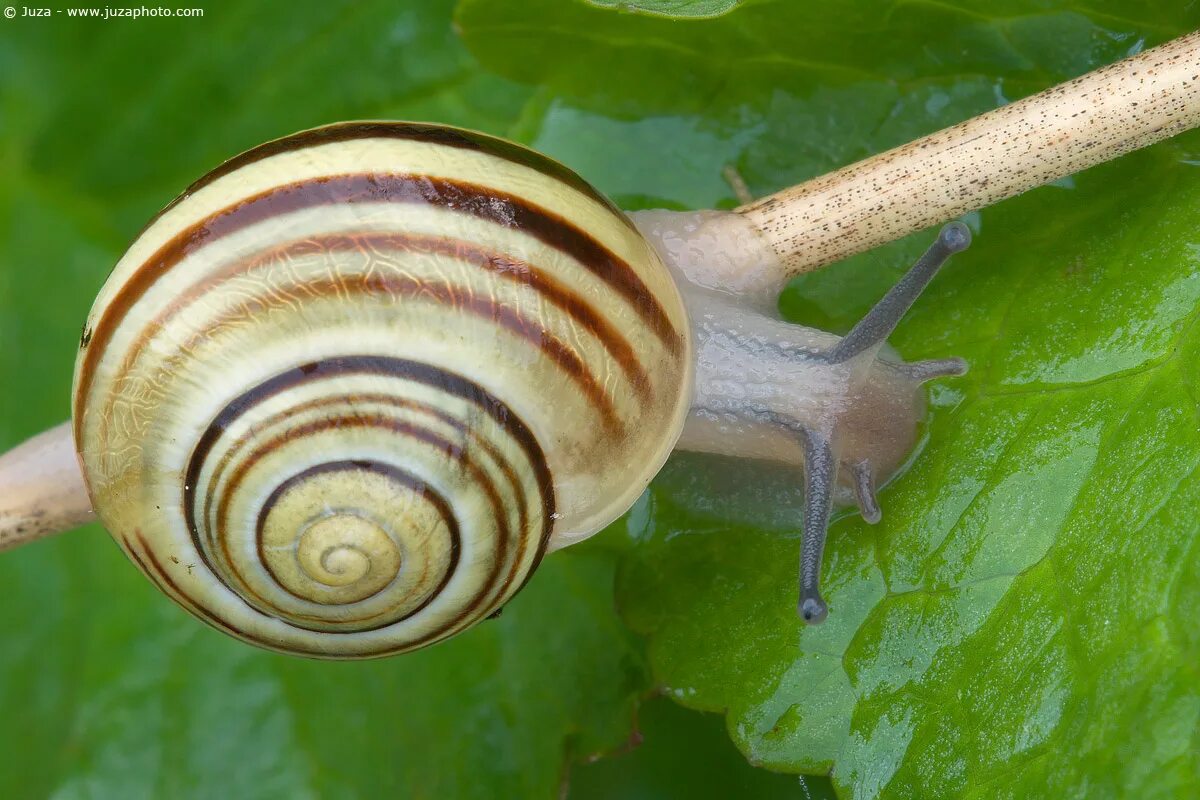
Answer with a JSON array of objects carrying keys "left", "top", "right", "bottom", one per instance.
[{"left": 72, "top": 122, "right": 692, "bottom": 658}]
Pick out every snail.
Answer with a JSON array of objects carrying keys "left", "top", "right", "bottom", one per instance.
[{"left": 2, "top": 31, "right": 1200, "bottom": 658}]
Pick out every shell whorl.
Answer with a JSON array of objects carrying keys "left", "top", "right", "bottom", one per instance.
[{"left": 72, "top": 122, "right": 692, "bottom": 658}]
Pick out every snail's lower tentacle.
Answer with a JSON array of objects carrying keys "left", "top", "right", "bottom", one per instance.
[
  {"left": 898, "top": 357, "right": 969, "bottom": 382},
  {"left": 850, "top": 461, "right": 881, "bottom": 525},
  {"left": 798, "top": 428, "right": 834, "bottom": 625}
]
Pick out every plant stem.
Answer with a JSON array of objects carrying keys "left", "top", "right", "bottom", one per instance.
[
  {"left": 739, "top": 30, "right": 1200, "bottom": 273},
  {"left": 0, "top": 422, "right": 94, "bottom": 551}
]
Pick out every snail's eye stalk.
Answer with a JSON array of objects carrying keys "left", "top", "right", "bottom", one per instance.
[
  {"left": 797, "top": 223, "right": 971, "bottom": 626},
  {"left": 828, "top": 222, "right": 971, "bottom": 364},
  {"left": 798, "top": 430, "right": 833, "bottom": 625}
]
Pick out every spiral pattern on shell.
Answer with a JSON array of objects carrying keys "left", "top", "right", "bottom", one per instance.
[{"left": 72, "top": 122, "right": 691, "bottom": 657}]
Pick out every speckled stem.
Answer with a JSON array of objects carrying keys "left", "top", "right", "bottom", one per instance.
[
  {"left": 0, "top": 422, "right": 94, "bottom": 550},
  {"left": 740, "top": 30, "right": 1200, "bottom": 274}
]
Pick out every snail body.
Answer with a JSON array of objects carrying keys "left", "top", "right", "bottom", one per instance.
[
  {"left": 67, "top": 122, "right": 964, "bottom": 655},
  {"left": 4, "top": 33, "right": 1200, "bottom": 658}
]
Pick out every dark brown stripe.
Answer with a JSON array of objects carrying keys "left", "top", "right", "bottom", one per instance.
[
  {"left": 130, "top": 533, "right": 258, "bottom": 643},
  {"left": 130, "top": 533, "right": 373, "bottom": 659},
  {"left": 76, "top": 173, "right": 679, "bottom": 444},
  {"left": 170, "top": 270, "right": 622, "bottom": 433},
  {"left": 200, "top": 392, "right": 534, "bottom": 620},
  {"left": 201, "top": 395, "right": 481, "bottom": 547},
  {"left": 145, "top": 122, "right": 630, "bottom": 233},
  {"left": 180, "top": 357, "right": 554, "bottom": 643},
  {"left": 388, "top": 273, "right": 623, "bottom": 428},
  {"left": 122, "top": 231, "right": 653, "bottom": 411},
  {"left": 132, "top": 533, "right": 353, "bottom": 657},
  {"left": 222, "top": 416, "right": 472, "bottom": 619},
  {"left": 215, "top": 417, "right": 510, "bottom": 635},
  {"left": 185, "top": 356, "right": 552, "bottom": 546},
  {"left": 250, "top": 459, "right": 462, "bottom": 631},
  {"left": 130, "top": 517, "right": 508, "bottom": 660}
]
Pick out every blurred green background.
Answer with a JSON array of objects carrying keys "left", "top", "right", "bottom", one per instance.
[{"left": 2, "top": 1, "right": 1199, "bottom": 798}]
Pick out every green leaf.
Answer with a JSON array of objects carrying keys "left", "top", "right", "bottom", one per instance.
[
  {"left": 0, "top": 2, "right": 653, "bottom": 797},
  {"left": 582, "top": 0, "right": 744, "bottom": 19},
  {"left": 5, "top": 0, "right": 1200, "bottom": 796},
  {"left": 456, "top": 0, "right": 1200, "bottom": 796},
  {"left": 570, "top": 696, "right": 835, "bottom": 799}
]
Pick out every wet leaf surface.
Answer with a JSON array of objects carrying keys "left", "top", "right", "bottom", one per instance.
[
  {"left": 454, "top": 0, "right": 1200, "bottom": 795},
  {"left": 2, "top": 0, "right": 1197, "bottom": 797}
]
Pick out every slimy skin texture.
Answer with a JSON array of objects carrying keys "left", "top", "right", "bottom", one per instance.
[{"left": 634, "top": 210, "right": 970, "bottom": 622}]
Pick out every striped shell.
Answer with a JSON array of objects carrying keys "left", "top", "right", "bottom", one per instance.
[{"left": 71, "top": 122, "right": 692, "bottom": 658}]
